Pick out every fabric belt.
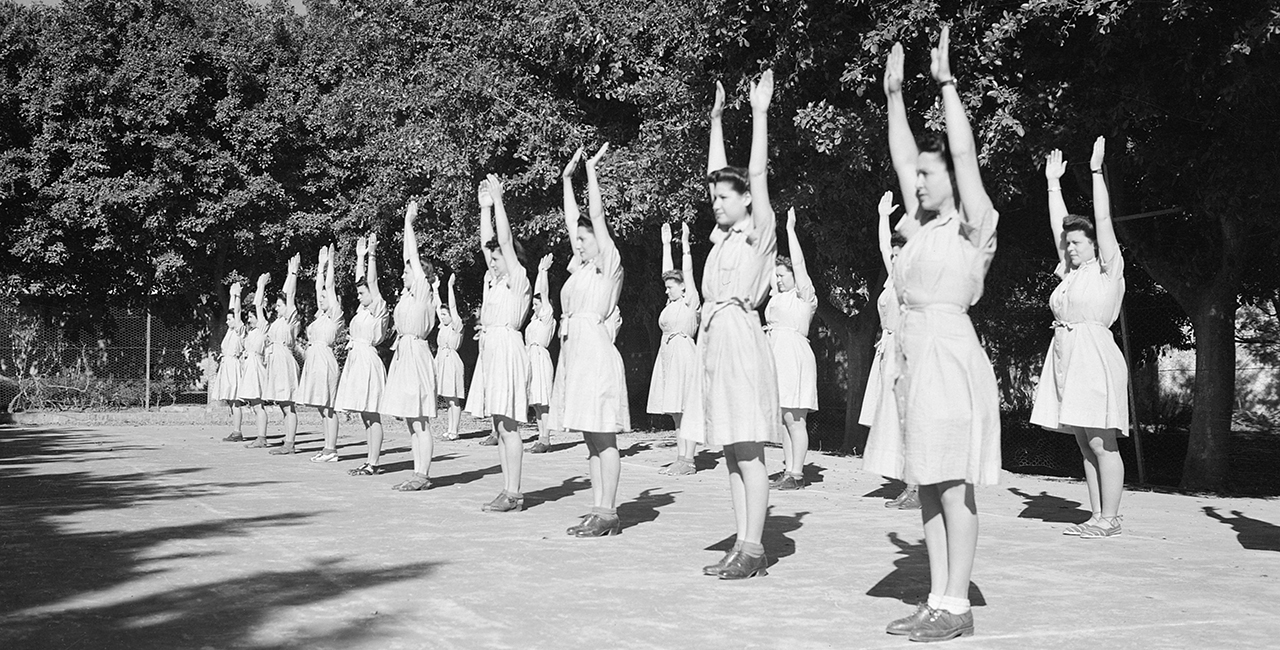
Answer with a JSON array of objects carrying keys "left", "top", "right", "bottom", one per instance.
[{"left": 1051, "top": 320, "right": 1108, "bottom": 331}]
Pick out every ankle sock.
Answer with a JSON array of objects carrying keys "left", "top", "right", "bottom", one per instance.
[
  {"left": 740, "top": 541, "right": 765, "bottom": 557},
  {"left": 731, "top": 540, "right": 744, "bottom": 552},
  {"left": 938, "top": 595, "right": 970, "bottom": 615},
  {"left": 927, "top": 593, "right": 943, "bottom": 610},
  {"left": 591, "top": 506, "right": 617, "bottom": 518}
]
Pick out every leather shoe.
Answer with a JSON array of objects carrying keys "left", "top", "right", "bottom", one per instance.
[
  {"left": 718, "top": 551, "right": 768, "bottom": 580},
  {"left": 886, "top": 603, "right": 932, "bottom": 636},
  {"left": 908, "top": 608, "right": 973, "bottom": 642}
]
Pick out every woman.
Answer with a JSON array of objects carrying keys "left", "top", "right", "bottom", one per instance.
[
  {"left": 380, "top": 200, "right": 439, "bottom": 491},
  {"left": 297, "top": 245, "right": 343, "bottom": 462},
  {"left": 266, "top": 254, "right": 302, "bottom": 455},
  {"left": 686, "top": 73, "right": 779, "bottom": 580},
  {"left": 238, "top": 274, "right": 272, "bottom": 448},
  {"left": 551, "top": 144, "right": 630, "bottom": 537},
  {"left": 765, "top": 207, "right": 819, "bottom": 490},
  {"left": 1030, "top": 137, "right": 1129, "bottom": 538},
  {"left": 879, "top": 28, "right": 1001, "bottom": 642},
  {"left": 434, "top": 274, "right": 466, "bottom": 441},
  {"left": 526, "top": 253, "right": 558, "bottom": 454},
  {"left": 215, "top": 281, "right": 246, "bottom": 442},
  {"left": 466, "top": 176, "right": 532, "bottom": 513},
  {"left": 649, "top": 221, "right": 700, "bottom": 476},
  {"left": 334, "top": 234, "right": 390, "bottom": 476},
  {"left": 860, "top": 191, "right": 919, "bottom": 510}
]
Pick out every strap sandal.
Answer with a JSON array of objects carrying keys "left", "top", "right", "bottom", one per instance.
[
  {"left": 222, "top": 431, "right": 245, "bottom": 442},
  {"left": 310, "top": 449, "right": 338, "bottom": 463},
  {"left": 393, "top": 474, "right": 431, "bottom": 491},
  {"left": 478, "top": 434, "right": 499, "bottom": 446},
  {"left": 347, "top": 463, "right": 383, "bottom": 476},
  {"left": 244, "top": 438, "right": 268, "bottom": 448},
  {"left": 527, "top": 441, "right": 551, "bottom": 454},
  {"left": 268, "top": 444, "right": 295, "bottom": 456},
  {"left": 1079, "top": 515, "right": 1122, "bottom": 539}
]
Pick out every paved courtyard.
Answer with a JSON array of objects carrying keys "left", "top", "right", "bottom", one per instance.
[{"left": 2, "top": 414, "right": 1278, "bottom": 649}]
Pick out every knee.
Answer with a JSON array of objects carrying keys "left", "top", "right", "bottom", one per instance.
[{"left": 1087, "top": 434, "right": 1117, "bottom": 457}]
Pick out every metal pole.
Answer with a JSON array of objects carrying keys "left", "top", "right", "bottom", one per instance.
[
  {"left": 1119, "top": 302, "right": 1146, "bottom": 484},
  {"left": 144, "top": 306, "right": 152, "bottom": 410}
]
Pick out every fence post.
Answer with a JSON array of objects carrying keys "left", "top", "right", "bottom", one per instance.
[
  {"left": 1119, "top": 305, "right": 1146, "bottom": 484},
  {"left": 144, "top": 305, "right": 152, "bottom": 410}
]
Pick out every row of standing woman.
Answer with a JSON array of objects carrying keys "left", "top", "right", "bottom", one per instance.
[{"left": 207, "top": 26, "right": 1131, "bottom": 643}]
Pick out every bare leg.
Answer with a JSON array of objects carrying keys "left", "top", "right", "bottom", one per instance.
[
  {"left": 321, "top": 406, "right": 338, "bottom": 451},
  {"left": 493, "top": 415, "right": 509, "bottom": 477},
  {"left": 938, "top": 480, "right": 978, "bottom": 601},
  {"left": 534, "top": 405, "right": 550, "bottom": 445},
  {"left": 585, "top": 432, "right": 620, "bottom": 508},
  {"left": 726, "top": 442, "right": 768, "bottom": 545},
  {"left": 408, "top": 416, "right": 433, "bottom": 476},
  {"left": 446, "top": 398, "right": 461, "bottom": 438},
  {"left": 1085, "top": 428, "right": 1124, "bottom": 518},
  {"left": 254, "top": 400, "right": 267, "bottom": 442},
  {"left": 231, "top": 401, "right": 243, "bottom": 434},
  {"left": 1074, "top": 430, "right": 1103, "bottom": 518},
  {"left": 585, "top": 433, "right": 602, "bottom": 504},
  {"left": 782, "top": 408, "right": 809, "bottom": 477},
  {"left": 279, "top": 401, "right": 298, "bottom": 447},
  {"left": 496, "top": 415, "right": 523, "bottom": 494},
  {"left": 363, "top": 412, "right": 384, "bottom": 466},
  {"left": 919, "top": 483, "right": 949, "bottom": 596}
]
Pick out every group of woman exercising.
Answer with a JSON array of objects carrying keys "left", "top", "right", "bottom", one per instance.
[{"left": 206, "top": 28, "right": 1130, "bottom": 643}]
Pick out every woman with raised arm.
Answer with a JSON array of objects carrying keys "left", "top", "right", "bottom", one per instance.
[
  {"left": 550, "top": 144, "right": 630, "bottom": 537},
  {"left": 215, "top": 281, "right": 246, "bottom": 442},
  {"left": 434, "top": 274, "right": 466, "bottom": 440},
  {"left": 238, "top": 273, "right": 271, "bottom": 447},
  {"left": 765, "top": 207, "right": 819, "bottom": 490},
  {"left": 649, "top": 221, "right": 701, "bottom": 476},
  {"left": 687, "top": 73, "right": 779, "bottom": 580},
  {"left": 878, "top": 28, "right": 1001, "bottom": 642},
  {"left": 380, "top": 200, "right": 440, "bottom": 491},
  {"left": 525, "top": 253, "right": 558, "bottom": 454},
  {"left": 467, "top": 176, "right": 533, "bottom": 513},
  {"left": 860, "top": 191, "right": 919, "bottom": 510},
  {"left": 266, "top": 254, "right": 302, "bottom": 455},
  {"left": 334, "top": 234, "right": 390, "bottom": 476},
  {"left": 297, "top": 245, "right": 344, "bottom": 463},
  {"left": 1030, "top": 137, "right": 1129, "bottom": 538}
]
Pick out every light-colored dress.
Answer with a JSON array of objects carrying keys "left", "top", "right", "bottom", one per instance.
[
  {"left": 893, "top": 208, "right": 1001, "bottom": 486},
  {"left": 465, "top": 268, "right": 531, "bottom": 421},
  {"left": 236, "top": 326, "right": 269, "bottom": 401},
  {"left": 264, "top": 309, "right": 300, "bottom": 402},
  {"left": 1030, "top": 250, "right": 1129, "bottom": 435},
  {"left": 681, "top": 216, "right": 779, "bottom": 446},
  {"left": 381, "top": 268, "right": 437, "bottom": 419},
  {"left": 212, "top": 325, "right": 243, "bottom": 402},
  {"left": 293, "top": 306, "right": 342, "bottom": 408},
  {"left": 646, "top": 297, "right": 699, "bottom": 415},
  {"left": 334, "top": 296, "right": 388, "bottom": 413},
  {"left": 525, "top": 307, "right": 556, "bottom": 407},
  {"left": 549, "top": 240, "right": 630, "bottom": 433},
  {"left": 434, "top": 320, "right": 466, "bottom": 400},
  {"left": 860, "top": 278, "right": 903, "bottom": 477},
  {"left": 765, "top": 284, "right": 819, "bottom": 412}
]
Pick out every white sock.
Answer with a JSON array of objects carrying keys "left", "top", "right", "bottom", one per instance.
[
  {"left": 927, "top": 593, "right": 943, "bottom": 610},
  {"left": 938, "top": 595, "right": 971, "bottom": 615}
]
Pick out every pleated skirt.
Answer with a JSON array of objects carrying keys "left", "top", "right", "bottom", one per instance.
[{"left": 380, "top": 337, "right": 437, "bottom": 418}]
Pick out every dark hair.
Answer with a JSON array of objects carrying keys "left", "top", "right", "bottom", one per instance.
[
  {"left": 1062, "top": 214, "right": 1095, "bottom": 240},
  {"left": 576, "top": 215, "right": 595, "bottom": 233},
  {"left": 483, "top": 238, "right": 500, "bottom": 252},
  {"left": 482, "top": 238, "right": 528, "bottom": 266},
  {"left": 916, "top": 133, "right": 955, "bottom": 175},
  {"left": 421, "top": 259, "right": 436, "bottom": 283},
  {"left": 890, "top": 232, "right": 908, "bottom": 249},
  {"left": 775, "top": 256, "right": 794, "bottom": 273},
  {"left": 533, "top": 292, "right": 543, "bottom": 300},
  {"left": 661, "top": 269, "right": 684, "bottom": 284},
  {"left": 707, "top": 166, "right": 750, "bottom": 194}
]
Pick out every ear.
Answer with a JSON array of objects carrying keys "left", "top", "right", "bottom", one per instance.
[{"left": 742, "top": 190, "right": 753, "bottom": 208}]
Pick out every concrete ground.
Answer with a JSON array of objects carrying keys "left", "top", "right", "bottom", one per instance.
[{"left": 1, "top": 413, "right": 1278, "bottom": 650}]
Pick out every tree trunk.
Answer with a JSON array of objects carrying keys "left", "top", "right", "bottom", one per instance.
[
  {"left": 817, "top": 280, "right": 883, "bottom": 455},
  {"left": 1181, "top": 286, "right": 1237, "bottom": 491}
]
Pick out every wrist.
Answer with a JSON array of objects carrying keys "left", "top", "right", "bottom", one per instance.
[
  {"left": 938, "top": 77, "right": 956, "bottom": 88},
  {"left": 1091, "top": 168, "right": 1103, "bottom": 174},
  {"left": 1047, "top": 180, "right": 1061, "bottom": 190}
]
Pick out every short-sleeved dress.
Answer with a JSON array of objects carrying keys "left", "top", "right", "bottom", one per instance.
[
  {"left": 334, "top": 296, "right": 389, "bottom": 413},
  {"left": 525, "top": 307, "right": 556, "bottom": 408},
  {"left": 681, "top": 216, "right": 779, "bottom": 446},
  {"left": 646, "top": 297, "right": 699, "bottom": 415},
  {"left": 294, "top": 306, "right": 342, "bottom": 408},
  {"left": 236, "top": 326, "right": 269, "bottom": 401},
  {"left": 212, "top": 325, "right": 244, "bottom": 402},
  {"left": 1029, "top": 251, "right": 1129, "bottom": 435},
  {"left": 435, "top": 320, "right": 466, "bottom": 400},
  {"left": 893, "top": 208, "right": 1001, "bottom": 486},
  {"left": 464, "top": 268, "right": 532, "bottom": 421},
  {"left": 380, "top": 268, "right": 438, "bottom": 419},
  {"left": 549, "top": 241, "right": 629, "bottom": 434},
  {"left": 765, "top": 284, "right": 819, "bottom": 412},
  {"left": 264, "top": 310, "right": 300, "bottom": 402},
  {"left": 860, "top": 278, "right": 903, "bottom": 477}
]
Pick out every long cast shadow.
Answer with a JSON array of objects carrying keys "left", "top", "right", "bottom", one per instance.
[
  {"left": 865, "top": 532, "right": 986, "bottom": 606},
  {"left": 1203, "top": 506, "right": 1280, "bottom": 552},
  {"left": 523, "top": 476, "right": 592, "bottom": 510},
  {"left": 431, "top": 463, "right": 502, "bottom": 488},
  {"left": 704, "top": 507, "right": 808, "bottom": 566},
  {"left": 863, "top": 478, "right": 906, "bottom": 500},
  {"left": 617, "top": 487, "right": 678, "bottom": 531},
  {"left": 1008, "top": 487, "right": 1091, "bottom": 523}
]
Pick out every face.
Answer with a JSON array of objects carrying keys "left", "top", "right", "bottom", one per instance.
[
  {"left": 532, "top": 295, "right": 544, "bottom": 312},
  {"left": 401, "top": 264, "right": 413, "bottom": 286},
  {"left": 575, "top": 226, "right": 600, "bottom": 262},
  {"left": 664, "top": 278, "right": 684, "bottom": 302},
  {"left": 246, "top": 312, "right": 259, "bottom": 327},
  {"left": 274, "top": 297, "right": 286, "bottom": 316},
  {"left": 356, "top": 285, "right": 372, "bottom": 307},
  {"left": 711, "top": 181, "right": 751, "bottom": 226},
  {"left": 890, "top": 245, "right": 903, "bottom": 264},
  {"left": 1064, "top": 230, "right": 1097, "bottom": 267},
  {"left": 436, "top": 306, "right": 451, "bottom": 325},
  {"left": 775, "top": 264, "right": 796, "bottom": 292},
  {"left": 317, "top": 292, "right": 329, "bottom": 312},
  {"left": 915, "top": 151, "right": 955, "bottom": 212},
  {"left": 225, "top": 312, "right": 237, "bottom": 327},
  {"left": 487, "top": 248, "right": 507, "bottom": 276}
]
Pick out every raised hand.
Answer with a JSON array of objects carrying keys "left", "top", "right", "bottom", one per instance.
[
  {"left": 562, "top": 148, "right": 584, "bottom": 179},
  {"left": 660, "top": 222, "right": 672, "bottom": 244},
  {"left": 287, "top": 253, "right": 300, "bottom": 275},
  {"left": 930, "top": 25, "right": 953, "bottom": 83},
  {"left": 710, "top": 81, "right": 725, "bottom": 120},
  {"left": 1045, "top": 149, "right": 1067, "bottom": 181},
  {"left": 878, "top": 190, "right": 899, "bottom": 218},
  {"left": 447, "top": 273, "right": 456, "bottom": 289},
  {"left": 786, "top": 207, "right": 797, "bottom": 231},
  {"left": 356, "top": 236, "right": 367, "bottom": 258},
  {"left": 538, "top": 253, "right": 554, "bottom": 271},
  {"left": 586, "top": 142, "right": 609, "bottom": 169},
  {"left": 367, "top": 231, "right": 378, "bottom": 250},
  {"left": 680, "top": 222, "right": 690, "bottom": 248},
  {"left": 257, "top": 272, "right": 270, "bottom": 288},
  {"left": 484, "top": 174, "right": 504, "bottom": 206},
  {"left": 1091, "top": 136, "right": 1106, "bottom": 172},
  {"left": 318, "top": 245, "right": 329, "bottom": 266},
  {"left": 406, "top": 199, "right": 419, "bottom": 220},
  {"left": 477, "top": 179, "right": 494, "bottom": 208},
  {"left": 230, "top": 281, "right": 241, "bottom": 297},
  {"left": 884, "top": 42, "right": 905, "bottom": 96},
  {"left": 749, "top": 69, "right": 774, "bottom": 114}
]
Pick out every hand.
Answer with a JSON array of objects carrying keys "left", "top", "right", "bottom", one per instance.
[
  {"left": 431, "top": 274, "right": 440, "bottom": 291},
  {"left": 877, "top": 190, "right": 899, "bottom": 218},
  {"left": 680, "top": 222, "right": 690, "bottom": 248},
  {"left": 786, "top": 207, "right": 797, "bottom": 231},
  {"left": 406, "top": 200, "right": 419, "bottom": 220},
  {"left": 485, "top": 174, "right": 504, "bottom": 206},
  {"left": 561, "top": 148, "right": 584, "bottom": 179},
  {"left": 659, "top": 222, "right": 672, "bottom": 244},
  {"left": 883, "top": 42, "right": 904, "bottom": 96},
  {"left": 318, "top": 245, "right": 329, "bottom": 266},
  {"left": 257, "top": 272, "right": 270, "bottom": 288},
  {"left": 230, "top": 281, "right": 241, "bottom": 297},
  {"left": 367, "top": 231, "right": 378, "bottom": 250},
  {"left": 710, "top": 81, "right": 725, "bottom": 120},
  {"left": 930, "top": 25, "right": 953, "bottom": 83},
  {"left": 287, "top": 253, "right": 300, "bottom": 275},
  {"left": 1045, "top": 149, "right": 1067, "bottom": 181},
  {"left": 586, "top": 142, "right": 609, "bottom": 169},
  {"left": 749, "top": 69, "right": 774, "bottom": 114},
  {"left": 356, "top": 236, "right": 367, "bottom": 258},
  {"left": 538, "top": 253, "right": 553, "bottom": 271},
  {"left": 477, "top": 179, "right": 494, "bottom": 208},
  {"left": 1091, "top": 136, "right": 1106, "bottom": 172},
  {"left": 447, "top": 273, "right": 456, "bottom": 289}
]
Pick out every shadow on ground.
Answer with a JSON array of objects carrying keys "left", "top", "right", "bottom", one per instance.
[
  {"left": 1007, "top": 487, "right": 1091, "bottom": 524},
  {"left": 1203, "top": 506, "right": 1280, "bottom": 552},
  {"left": 705, "top": 507, "right": 808, "bottom": 565},
  {"left": 865, "top": 532, "right": 986, "bottom": 606}
]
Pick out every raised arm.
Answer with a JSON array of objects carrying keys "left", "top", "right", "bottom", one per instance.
[
  {"left": 536, "top": 254, "right": 553, "bottom": 316},
  {"left": 283, "top": 253, "right": 300, "bottom": 315},
  {"left": 314, "top": 247, "right": 327, "bottom": 312},
  {"left": 478, "top": 181, "right": 495, "bottom": 269},
  {"left": 561, "top": 148, "right": 584, "bottom": 247},
  {"left": 932, "top": 26, "right": 995, "bottom": 234},
  {"left": 786, "top": 208, "right": 814, "bottom": 297},
  {"left": 404, "top": 200, "right": 425, "bottom": 279},
  {"left": 584, "top": 143, "right": 614, "bottom": 249},
  {"left": 1090, "top": 136, "right": 1121, "bottom": 271},
  {"left": 706, "top": 81, "right": 727, "bottom": 181},
  {"left": 229, "top": 281, "right": 242, "bottom": 327},
  {"left": 747, "top": 70, "right": 775, "bottom": 234},
  {"left": 885, "top": 42, "right": 921, "bottom": 234},
  {"left": 366, "top": 232, "right": 382, "bottom": 302},
  {"left": 485, "top": 174, "right": 523, "bottom": 275},
  {"left": 660, "top": 222, "right": 674, "bottom": 274},
  {"left": 324, "top": 245, "right": 338, "bottom": 319},
  {"left": 877, "top": 191, "right": 899, "bottom": 276},
  {"left": 254, "top": 272, "right": 269, "bottom": 328},
  {"left": 680, "top": 222, "right": 700, "bottom": 308},
  {"left": 1044, "top": 149, "right": 1069, "bottom": 269},
  {"left": 446, "top": 273, "right": 461, "bottom": 327}
]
